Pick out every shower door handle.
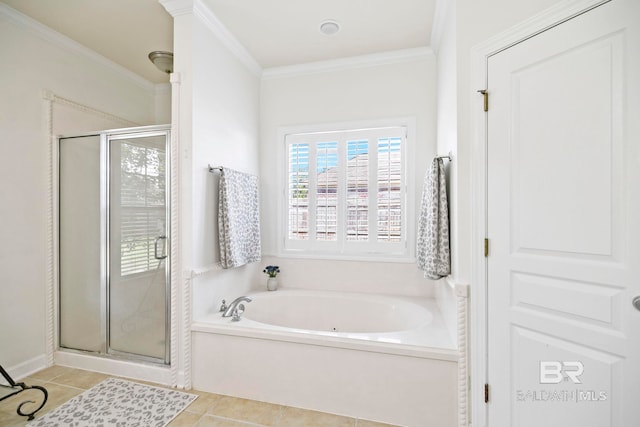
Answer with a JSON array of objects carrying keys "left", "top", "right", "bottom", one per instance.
[{"left": 154, "top": 236, "right": 168, "bottom": 260}]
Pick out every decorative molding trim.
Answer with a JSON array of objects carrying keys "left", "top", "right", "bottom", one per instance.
[
  {"left": 456, "top": 285, "right": 470, "bottom": 427},
  {"left": 0, "top": 3, "right": 155, "bottom": 92},
  {"left": 469, "top": 1, "right": 608, "bottom": 426},
  {"left": 43, "top": 94, "right": 55, "bottom": 369},
  {"left": 262, "top": 47, "right": 434, "bottom": 80},
  {"left": 160, "top": 0, "right": 262, "bottom": 77},
  {"left": 159, "top": 0, "right": 197, "bottom": 17},
  {"left": 181, "top": 275, "right": 192, "bottom": 390},
  {"left": 192, "top": 0, "right": 262, "bottom": 77},
  {"left": 43, "top": 90, "right": 139, "bottom": 128},
  {"left": 471, "top": 0, "right": 610, "bottom": 58},
  {"left": 169, "top": 72, "right": 182, "bottom": 388}
]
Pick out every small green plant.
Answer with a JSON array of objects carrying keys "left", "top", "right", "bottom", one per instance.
[{"left": 263, "top": 265, "right": 280, "bottom": 278}]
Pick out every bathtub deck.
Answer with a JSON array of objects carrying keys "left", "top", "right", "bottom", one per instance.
[
  {"left": 193, "top": 294, "right": 457, "bottom": 361},
  {"left": 191, "top": 293, "right": 458, "bottom": 426}
]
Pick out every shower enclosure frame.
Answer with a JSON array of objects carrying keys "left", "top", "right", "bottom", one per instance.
[{"left": 57, "top": 125, "right": 172, "bottom": 366}]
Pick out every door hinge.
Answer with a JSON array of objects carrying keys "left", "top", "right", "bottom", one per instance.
[
  {"left": 478, "top": 89, "right": 488, "bottom": 112},
  {"left": 484, "top": 238, "right": 489, "bottom": 257},
  {"left": 485, "top": 383, "right": 490, "bottom": 403}
]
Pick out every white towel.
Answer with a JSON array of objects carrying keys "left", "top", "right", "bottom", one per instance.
[
  {"left": 218, "top": 167, "right": 261, "bottom": 269},
  {"left": 416, "top": 158, "right": 450, "bottom": 279}
]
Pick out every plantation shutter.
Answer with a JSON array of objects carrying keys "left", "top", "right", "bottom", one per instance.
[{"left": 285, "top": 126, "right": 406, "bottom": 257}]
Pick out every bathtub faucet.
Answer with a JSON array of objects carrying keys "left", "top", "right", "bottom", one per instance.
[{"left": 222, "top": 296, "right": 252, "bottom": 318}]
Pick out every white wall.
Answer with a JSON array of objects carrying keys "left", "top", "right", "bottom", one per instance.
[
  {"left": 169, "top": 7, "right": 261, "bottom": 320},
  {"left": 0, "top": 5, "right": 163, "bottom": 373},
  {"left": 259, "top": 56, "right": 437, "bottom": 298}
]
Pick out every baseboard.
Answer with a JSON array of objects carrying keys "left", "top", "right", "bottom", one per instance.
[{"left": 2, "top": 354, "right": 48, "bottom": 383}]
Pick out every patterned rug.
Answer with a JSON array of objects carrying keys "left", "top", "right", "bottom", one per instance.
[{"left": 28, "top": 378, "right": 197, "bottom": 426}]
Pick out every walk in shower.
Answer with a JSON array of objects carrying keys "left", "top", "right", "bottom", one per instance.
[{"left": 58, "top": 125, "right": 171, "bottom": 364}]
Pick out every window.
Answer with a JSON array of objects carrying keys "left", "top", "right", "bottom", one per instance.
[
  {"left": 115, "top": 139, "right": 166, "bottom": 276},
  {"left": 283, "top": 124, "right": 410, "bottom": 259}
]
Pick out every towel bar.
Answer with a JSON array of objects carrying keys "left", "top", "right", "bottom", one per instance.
[{"left": 436, "top": 151, "right": 453, "bottom": 161}]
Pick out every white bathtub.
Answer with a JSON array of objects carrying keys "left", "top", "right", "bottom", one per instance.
[{"left": 191, "top": 290, "right": 458, "bottom": 426}]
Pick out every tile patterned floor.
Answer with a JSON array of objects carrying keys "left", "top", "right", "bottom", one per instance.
[{"left": 0, "top": 366, "right": 398, "bottom": 427}]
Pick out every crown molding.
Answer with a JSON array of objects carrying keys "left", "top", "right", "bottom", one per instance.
[
  {"left": 262, "top": 47, "right": 434, "bottom": 80},
  {"left": 159, "top": 0, "right": 196, "bottom": 17},
  {"left": 0, "top": 3, "right": 155, "bottom": 92},
  {"left": 192, "top": 0, "right": 262, "bottom": 77},
  {"left": 160, "top": 0, "right": 262, "bottom": 77},
  {"left": 430, "top": 0, "right": 454, "bottom": 54}
]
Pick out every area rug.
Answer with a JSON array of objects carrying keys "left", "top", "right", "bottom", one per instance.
[{"left": 28, "top": 378, "right": 197, "bottom": 427}]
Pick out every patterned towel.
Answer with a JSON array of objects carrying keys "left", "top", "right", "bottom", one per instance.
[
  {"left": 416, "top": 158, "right": 450, "bottom": 279},
  {"left": 218, "top": 167, "right": 261, "bottom": 269}
]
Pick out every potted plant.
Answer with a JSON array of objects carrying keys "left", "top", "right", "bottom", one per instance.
[{"left": 263, "top": 265, "right": 280, "bottom": 291}]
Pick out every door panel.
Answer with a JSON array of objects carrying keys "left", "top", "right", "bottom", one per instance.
[
  {"left": 108, "top": 134, "right": 168, "bottom": 361},
  {"left": 487, "top": 1, "right": 639, "bottom": 425},
  {"left": 59, "top": 135, "right": 104, "bottom": 353}
]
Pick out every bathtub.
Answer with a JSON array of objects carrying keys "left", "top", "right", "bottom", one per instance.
[{"left": 191, "top": 290, "right": 458, "bottom": 426}]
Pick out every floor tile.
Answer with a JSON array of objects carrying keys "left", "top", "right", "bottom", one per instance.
[
  {"left": 50, "top": 368, "right": 109, "bottom": 389},
  {"left": 357, "top": 419, "right": 400, "bottom": 427},
  {"left": 207, "top": 395, "right": 282, "bottom": 426},
  {"left": 185, "top": 391, "right": 224, "bottom": 415},
  {"left": 0, "top": 386, "right": 52, "bottom": 426},
  {"left": 32, "top": 382, "right": 83, "bottom": 417},
  {"left": 279, "top": 406, "right": 356, "bottom": 427},
  {"left": 196, "top": 414, "right": 255, "bottom": 426},
  {"left": 167, "top": 409, "right": 203, "bottom": 426},
  {"left": 5, "top": 366, "right": 404, "bottom": 427},
  {"left": 26, "top": 365, "right": 76, "bottom": 382}
]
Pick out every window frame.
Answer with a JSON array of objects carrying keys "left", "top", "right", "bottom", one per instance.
[{"left": 277, "top": 118, "right": 416, "bottom": 262}]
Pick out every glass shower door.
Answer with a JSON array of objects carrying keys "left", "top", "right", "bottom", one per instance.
[
  {"left": 108, "top": 133, "right": 168, "bottom": 361},
  {"left": 59, "top": 135, "right": 104, "bottom": 353}
]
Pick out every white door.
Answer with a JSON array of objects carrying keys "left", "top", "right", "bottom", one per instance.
[{"left": 487, "top": 1, "right": 640, "bottom": 426}]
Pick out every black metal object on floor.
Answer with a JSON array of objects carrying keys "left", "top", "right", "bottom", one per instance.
[{"left": 0, "top": 364, "right": 48, "bottom": 420}]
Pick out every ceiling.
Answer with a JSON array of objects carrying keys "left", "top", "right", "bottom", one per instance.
[{"left": 2, "top": 0, "right": 435, "bottom": 84}]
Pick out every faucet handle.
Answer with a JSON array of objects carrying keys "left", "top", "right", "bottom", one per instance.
[
  {"left": 231, "top": 303, "right": 245, "bottom": 321},
  {"left": 219, "top": 299, "right": 227, "bottom": 312}
]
